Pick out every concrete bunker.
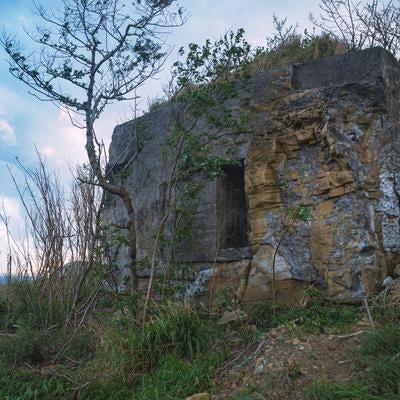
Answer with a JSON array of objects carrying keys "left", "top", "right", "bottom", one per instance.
[{"left": 103, "top": 47, "right": 400, "bottom": 303}]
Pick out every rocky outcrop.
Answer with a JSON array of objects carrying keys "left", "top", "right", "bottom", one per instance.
[{"left": 104, "top": 47, "right": 400, "bottom": 303}]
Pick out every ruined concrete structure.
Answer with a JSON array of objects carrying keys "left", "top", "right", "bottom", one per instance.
[{"left": 104, "top": 47, "right": 400, "bottom": 303}]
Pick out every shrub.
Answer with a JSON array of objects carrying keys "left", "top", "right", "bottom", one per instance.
[{"left": 247, "top": 289, "right": 360, "bottom": 334}]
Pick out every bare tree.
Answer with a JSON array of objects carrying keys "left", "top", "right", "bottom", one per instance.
[
  {"left": 359, "top": 0, "right": 400, "bottom": 55},
  {"left": 310, "top": 0, "right": 367, "bottom": 50},
  {"left": 0, "top": 152, "right": 104, "bottom": 329},
  {"left": 1, "top": 0, "right": 185, "bottom": 291},
  {"left": 266, "top": 13, "right": 300, "bottom": 51},
  {"left": 310, "top": 0, "right": 400, "bottom": 56}
]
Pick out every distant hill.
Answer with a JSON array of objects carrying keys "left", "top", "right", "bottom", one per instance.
[{"left": 0, "top": 275, "right": 32, "bottom": 284}]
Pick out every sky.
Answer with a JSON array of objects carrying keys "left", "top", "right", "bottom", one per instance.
[{"left": 0, "top": 0, "right": 322, "bottom": 272}]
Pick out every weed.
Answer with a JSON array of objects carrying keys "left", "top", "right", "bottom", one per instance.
[{"left": 281, "top": 358, "right": 302, "bottom": 386}]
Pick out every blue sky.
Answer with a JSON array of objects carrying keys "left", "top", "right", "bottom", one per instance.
[{"left": 0, "top": 0, "right": 321, "bottom": 271}]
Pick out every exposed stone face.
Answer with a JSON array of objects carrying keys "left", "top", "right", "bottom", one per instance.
[{"left": 104, "top": 47, "right": 400, "bottom": 303}]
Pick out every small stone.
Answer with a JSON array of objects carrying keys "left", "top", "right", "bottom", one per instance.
[
  {"left": 254, "top": 364, "right": 265, "bottom": 374},
  {"left": 185, "top": 393, "right": 210, "bottom": 400},
  {"left": 269, "top": 329, "right": 278, "bottom": 338},
  {"left": 327, "top": 343, "right": 336, "bottom": 351},
  {"left": 255, "top": 356, "right": 264, "bottom": 366},
  {"left": 217, "top": 309, "right": 248, "bottom": 325},
  {"left": 292, "top": 338, "right": 301, "bottom": 345},
  {"left": 383, "top": 276, "right": 394, "bottom": 288}
]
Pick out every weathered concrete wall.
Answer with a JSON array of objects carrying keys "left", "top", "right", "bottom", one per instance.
[{"left": 104, "top": 47, "right": 400, "bottom": 303}]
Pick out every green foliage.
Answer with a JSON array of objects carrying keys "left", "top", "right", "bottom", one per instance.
[
  {"left": 290, "top": 205, "right": 312, "bottom": 222},
  {"left": 247, "top": 289, "right": 360, "bottom": 334},
  {"left": 89, "top": 303, "right": 223, "bottom": 384},
  {"left": 173, "top": 28, "right": 252, "bottom": 87}
]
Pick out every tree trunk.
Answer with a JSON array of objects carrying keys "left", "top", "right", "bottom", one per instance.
[{"left": 85, "top": 123, "right": 138, "bottom": 292}]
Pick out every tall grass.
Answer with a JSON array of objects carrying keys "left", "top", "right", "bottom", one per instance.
[
  {"left": 0, "top": 300, "right": 227, "bottom": 399},
  {"left": 89, "top": 302, "right": 222, "bottom": 384},
  {"left": 250, "top": 34, "right": 341, "bottom": 72},
  {"left": 306, "top": 325, "right": 400, "bottom": 400}
]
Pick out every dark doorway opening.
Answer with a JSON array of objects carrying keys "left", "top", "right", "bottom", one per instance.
[{"left": 217, "top": 161, "right": 249, "bottom": 249}]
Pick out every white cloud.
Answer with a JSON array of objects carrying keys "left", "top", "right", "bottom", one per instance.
[
  {"left": 18, "top": 15, "right": 28, "bottom": 23},
  {"left": 0, "top": 101, "right": 17, "bottom": 145},
  {"left": 0, "top": 195, "right": 25, "bottom": 274},
  {"left": 0, "top": 118, "right": 17, "bottom": 145},
  {"left": 0, "top": 195, "right": 22, "bottom": 226},
  {"left": 39, "top": 145, "right": 55, "bottom": 159},
  {"left": 29, "top": 107, "right": 116, "bottom": 184}
]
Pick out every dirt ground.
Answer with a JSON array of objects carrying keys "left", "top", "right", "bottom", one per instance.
[{"left": 213, "top": 316, "right": 371, "bottom": 400}]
